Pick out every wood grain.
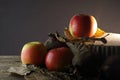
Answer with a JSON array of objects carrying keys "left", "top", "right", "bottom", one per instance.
[
  {"left": 0, "top": 56, "right": 74, "bottom": 80},
  {"left": 0, "top": 56, "right": 25, "bottom": 80}
]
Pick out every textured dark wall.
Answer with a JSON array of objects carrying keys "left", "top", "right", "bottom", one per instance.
[{"left": 0, "top": 0, "right": 120, "bottom": 55}]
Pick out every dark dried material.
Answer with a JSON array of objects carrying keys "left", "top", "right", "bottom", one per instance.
[
  {"left": 34, "top": 68, "right": 75, "bottom": 80},
  {"left": 44, "top": 32, "right": 67, "bottom": 51},
  {"left": 99, "top": 55, "right": 120, "bottom": 80},
  {"left": 66, "top": 41, "right": 102, "bottom": 77}
]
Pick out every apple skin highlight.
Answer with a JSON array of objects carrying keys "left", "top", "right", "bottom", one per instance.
[
  {"left": 45, "top": 47, "right": 73, "bottom": 71},
  {"left": 21, "top": 41, "right": 47, "bottom": 65},
  {"left": 69, "top": 14, "right": 97, "bottom": 38}
]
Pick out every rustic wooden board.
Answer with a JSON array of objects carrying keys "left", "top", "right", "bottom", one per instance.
[
  {"left": 0, "top": 56, "right": 25, "bottom": 80},
  {"left": 0, "top": 56, "right": 74, "bottom": 80}
]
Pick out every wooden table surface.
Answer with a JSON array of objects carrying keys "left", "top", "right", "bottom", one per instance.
[
  {"left": 0, "top": 56, "right": 25, "bottom": 80},
  {"left": 0, "top": 56, "right": 73, "bottom": 80}
]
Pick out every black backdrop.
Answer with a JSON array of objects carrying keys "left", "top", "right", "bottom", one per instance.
[{"left": 0, "top": 0, "right": 120, "bottom": 55}]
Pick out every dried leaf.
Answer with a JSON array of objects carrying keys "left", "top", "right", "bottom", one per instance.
[
  {"left": 35, "top": 68, "right": 76, "bottom": 80},
  {"left": 54, "top": 32, "right": 66, "bottom": 42},
  {"left": 8, "top": 66, "right": 30, "bottom": 76},
  {"left": 93, "top": 27, "right": 106, "bottom": 37},
  {"left": 64, "top": 27, "right": 75, "bottom": 40},
  {"left": 8, "top": 64, "right": 37, "bottom": 76},
  {"left": 66, "top": 41, "right": 91, "bottom": 66},
  {"left": 66, "top": 41, "right": 102, "bottom": 77},
  {"left": 44, "top": 32, "right": 67, "bottom": 51},
  {"left": 64, "top": 28, "right": 107, "bottom": 45}
]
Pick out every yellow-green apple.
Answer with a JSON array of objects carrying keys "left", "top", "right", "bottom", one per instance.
[
  {"left": 69, "top": 14, "right": 97, "bottom": 38},
  {"left": 21, "top": 41, "right": 47, "bottom": 65},
  {"left": 45, "top": 47, "right": 73, "bottom": 71}
]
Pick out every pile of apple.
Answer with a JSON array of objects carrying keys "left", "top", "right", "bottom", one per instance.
[
  {"left": 21, "top": 41, "right": 74, "bottom": 71},
  {"left": 21, "top": 14, "right": 105, "bottom": 71}
]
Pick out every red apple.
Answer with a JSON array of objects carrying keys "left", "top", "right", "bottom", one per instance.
[
  {"left": 21, "top": 41, "right": 47, "bottom": 65},
  {"left": 69, "top": 14, "right": 97, "bottom": 38},
  {"left": 45, "top": 47, "right": 73, "bottom": 71}
]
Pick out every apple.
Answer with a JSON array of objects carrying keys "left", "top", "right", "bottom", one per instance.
[
  {"left": 21, "top": 41, "right": 47, "bottom": 65},
  {"left": 69, "top": 14, "right": 97, "bottom": 38},
  {"left": 45, "top": 47, "right": 73, "bottom": 71}
]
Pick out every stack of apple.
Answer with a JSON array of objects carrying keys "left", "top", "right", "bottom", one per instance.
[
  {"left": 21, "top": 41, "right": 73, "bottom": 71},
  {"left": 21, "top": 14, "right": 105, "bottom": 71}
]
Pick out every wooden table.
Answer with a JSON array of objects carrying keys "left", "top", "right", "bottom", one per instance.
[
  {"left": 0, "top": 56, "right": 25, "bottom": 80},
  {"left": 0, "top": 56, "right": 74, "bottom": 80}
]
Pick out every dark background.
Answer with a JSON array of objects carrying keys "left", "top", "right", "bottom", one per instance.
[{"left": 0, "top": 0, "right": 120, "bottom": 55}]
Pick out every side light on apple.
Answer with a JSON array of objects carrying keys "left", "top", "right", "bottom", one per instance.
[
  {"left": 69, "top": 14, "right": 98, "bottom": 38},
  {"left": 45, "top": 47, "right": 73, "bottom": 71},
  {"left": 21, "top": 41, "right": 47, "bottom": 65}
]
